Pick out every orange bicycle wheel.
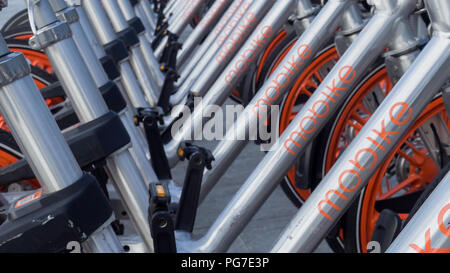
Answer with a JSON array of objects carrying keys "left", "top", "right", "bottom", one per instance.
[{"left": 323, "top": 67, "right": 449, "bottom": 252}]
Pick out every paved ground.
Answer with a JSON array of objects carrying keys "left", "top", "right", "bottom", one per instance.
[{"left": 0, "top": 3, "right": 332, "bottom": 253}]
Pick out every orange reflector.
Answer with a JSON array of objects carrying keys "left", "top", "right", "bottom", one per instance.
[{"left": 156, "top": 185, "right": 165, "bottom": 197}]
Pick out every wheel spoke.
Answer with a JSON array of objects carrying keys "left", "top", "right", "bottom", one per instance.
[{"left": 378, "top": 174, "right": 422, "bottom": 200}]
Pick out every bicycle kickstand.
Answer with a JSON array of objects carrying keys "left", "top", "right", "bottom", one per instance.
[{"left": 176, "top": 143, "right": 215, "bottom": 233}]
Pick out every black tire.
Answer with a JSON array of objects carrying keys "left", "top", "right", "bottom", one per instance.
[
  {"left": 230, "top": 28, "right": 298, "bottom": 105},
  {"left": 0, "top": 9, "right": 29, "bottom": 34},
  {"left": 0, "top": 129, "right": 21, "bottom": 160}
]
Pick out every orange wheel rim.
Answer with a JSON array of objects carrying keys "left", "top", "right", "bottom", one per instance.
[
  {"left": 0, "top": 150, "right": 40, "bottom": 190},
  {"left": 9, "top": 48, "right": 53, "bottom": 73},
  {"left": 279, "top": 47, "right": 339, "bottom": 201},
  {"left": 324, "top": 67, "right": 448, "bottom": 252}
]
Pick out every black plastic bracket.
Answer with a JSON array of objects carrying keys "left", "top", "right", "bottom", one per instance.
[
  {"left": 175, "top": 143, "right": 214, "bottom": 233},
  {"left": 100, "top": 55, "right": 121, "bottom": 81},
  {"left": 152, "top": 18, "right": 169, "bottom": 49},
  {"left": 160, "top": 92, "right": 196, "bottom": 144},
  {"left": 134, "top": 107, "right": 172, "bottom": 180},
  {"left": 369, "top": 209, "right": 401, "bottom": 253},
  {"left": 148, "top": 182, "right": 177, "bottom": 253}
]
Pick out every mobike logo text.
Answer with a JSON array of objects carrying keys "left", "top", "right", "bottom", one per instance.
[
  {"left": 283, "top": 65, "right": 356, "bottom": 155},
  {"left": 410, "top": 203, "right": 450, "bottom": 253},
  {"left": 251, "top": 44, "right": 312, "bottom": 118},
  {"left": 317, "top": 102, "right": 414, "bottom": 221},
  {"left": 213, "top": 0, "right": 244, "bottom": 36},
  {"left": 182, "top": 0, "right": 203, "bottom": 21},
  {"left": 216, "top": 11, "right": 257, "bottom": 64},
  {"left": 216, "top": 1, "right": 252, "bottom": 47},
  {"left": 197, "top": 0, "right": 230, "bottom": 31},
  {"left": 224, "top": 25, "right": 275, "bottom": 87}
]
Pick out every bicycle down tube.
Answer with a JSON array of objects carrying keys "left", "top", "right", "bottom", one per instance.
[
  {"left": 50, "top": 0, "right": 162, "bottom": 192},
  {"left": 0, "top": 32, "right": 123, "bottom": 253},
  {"left": 177, "top": 0, "right": 233, "bottom": 68},
  {"left": 154, "top": 0, "right": 204, "bottom": 58},
  {"left": 199, "top": 0, "right": 362, "bottom": 203},
  {"left": 175, "top": 0, "right": 251, "bottom": 93},
  {"left": 272, "top": 0, "right": 450, "bottom": 253},
  {"left": 165, "top": 0, "right": 293, "bottom": 168},
  {"left": 387, "top": 170, "right": 450, "bottom": 253},
  {"left": 174, "top": 0, "right": 421, "bottom": 253},
  {"left": 102, "top": 0, "right": 160, "bottom": 107},
  {"left": 117, "top": 0, "right": 166, "bottom": 93}
]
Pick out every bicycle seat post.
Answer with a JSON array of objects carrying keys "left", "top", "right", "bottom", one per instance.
[
  {"left": 29, "top": 0, "right": 155, "bottom": 252},
  {"left": 0, "top": 33, "right": 122, "bottom": 253}
]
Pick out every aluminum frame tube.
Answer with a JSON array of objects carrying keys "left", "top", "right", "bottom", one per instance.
[
  {"left": 0, "top": 32, "right": 122, "bottom": 253},
  {"left": 33, "top": 1, "right": 154, "bottom": 251},
  {"left": 176, "top": 0, "right": 245, "bottom": 84},
  {"left": 177, "top": 0, "right": 233, "bottom": 67},
  {"left": 165, "top": 0, "right": 293, "bottom": 168},
  {"left": 199, "top": 0, "right": 360, "bottom": 203},
  {"left": 117, "top": 0, "right": 165, "bottom": 91},
  {"left": 102, "top": 0, "right": 160, "bottom": 106}
]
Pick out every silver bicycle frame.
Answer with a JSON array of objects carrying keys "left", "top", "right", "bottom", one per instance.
[
  {"left": 52, "top": 0, "right": 162, "bottom": 194},
  {"left": 177, "top": 0, "right": 233, "bottom": 67},
  {"left": 102, "top": 0, "right": 160, "bottom": 106},
  {"left": 174, "top": 0, "right": 422, "bottom": 253},
  {"left": 200, "top": 0, "right": 361, "bottom": 203},
  {"left": 82, "top": 0, "right": 150, "bottom": 111},
  {"left": 165, "top": 0, "right": 291, "bottom": 168},
  {"left": 171, "top": 0, "right": 266, "bottom": 105},
  {"left": 165, "top": 0, "right": 181, "bottom": 17},
  {"left": 387, "top": 170, "right": 450, "bottom": 253},
  {"left": 189, "top": 0, "right": 278, "bottom": 98},
  {"left": 154, "top": 0, "right": 204, "bottom": 58},
  {"left": 272, "top": 0, "right": 450, "bottom": 253},
  {"left": 28, "top": 0, "right": 154, "bottom": 251},
  {"left": 0, "top": 33, "right": 122, "bottom": 253},
  {"left": 117, "top": 0, "right": 165, "bottom": 92},
  {"left": 176, "top": 0, "right": 249, "bottom": 90},
  {"left": 137, "top": 0, "right": 157, "bottom": 35}
]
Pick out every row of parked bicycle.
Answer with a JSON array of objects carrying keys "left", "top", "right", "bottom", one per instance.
[{"left": 0, "top": 0, "right": 448, "bottom": 253}]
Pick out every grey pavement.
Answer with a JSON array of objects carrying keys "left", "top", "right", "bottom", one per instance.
[{"left": 0, "top": 3, "right": 332, "bottom": 253}]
